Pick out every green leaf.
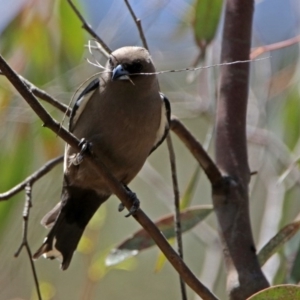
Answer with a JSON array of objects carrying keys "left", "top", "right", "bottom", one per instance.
[
  {"left": 106, "top": 205, "right": 213, "bottom": 266},
  {"left": 282, "top": 88, "right": 300, "bottom": 150},
  {"left": 0, "top": 3, "right": 57, "bottom": 84},
  {"left": 58, "top": 0, "right": 86, "bottom": 68},
  {"left": 192, "top": 0, "right": 223, "bottom": 49},
  {"left": 180, "top": 166, "right": 200, "bottom": 209},
  {"left": 88, "top": 247, "right": 137, "bottom": 282},
  {"left": 247, "top": 284, "right": 300, "bottom": 300},
  {"left": 290, "top": 242, "right": 300, "bottom": 283},
  {"left": 154, "top": 167, "right": 200, "bottom": 272},
  {"left": 31, "top": 281, "right": 56, "bottom": 300},
  {"left": 0, "top": 123, "right": 34, "bottom": 237},
  {"left": 154, "top": 248, "right": 170, "bottom": 273},
  {"left": 258, "top": 221, "right": 300, "bottom": 266}
]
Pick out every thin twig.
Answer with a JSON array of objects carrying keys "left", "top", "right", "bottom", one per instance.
[
  {"left": 105, "top": 57, "right": 269, "bottom": 76},
  {"left": 1, "top": 58, "right": 267, "bottom": 121},
  {"left": 122, "top": 3, "right": 184, "bottom": 295},
  {"left": 124, "top": 0, "right": 149, "bottom": 51},
  {"left": 20, "top": 76, "right": 71, "bottom": 116},
  {"left": 166, "top": 134, "right": 187, "bottom": 300},
  {"left": 14, "top": 183, "right": 42, "bottom": 300},
  {"left": 0, "top": 53, "right": 218, "bottom": 300},
  {"left": 67, "top": 0, "right": 112, "bottom": 55},
  {"left": 251, "top": 34, "right": 300, "bottom": 59},
  {"left": 170, "top": 117, "right": 222, "bottom": 185},
  {"left": 1, "top": 73, "right": 70, "bottom": 115},
  {"left": 0, "top": 156, "right": 63, "bottom": 201}
]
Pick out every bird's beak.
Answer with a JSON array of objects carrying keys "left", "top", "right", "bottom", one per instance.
[{"left": 111, "top": 64, "right": 130, "bottom": 81}]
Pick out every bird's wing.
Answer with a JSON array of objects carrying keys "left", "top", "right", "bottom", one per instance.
[
  {"left": 149, "top": 93, "right": 171, "bottom": 155},
  {"left": 69, "top": 78, "right": 100, "bottom": 131}
]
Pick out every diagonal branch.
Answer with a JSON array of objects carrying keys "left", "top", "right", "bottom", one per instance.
[
  {"left": 0, "top": 156, "right": 63, "bottom": 201},
  {"left": 67, "top": 0, "right": 112, "bottom": 55},
  {"left": 0, "top": 54, "right": 218, "bottom": 300},
  {"left": 124, "top": 0, "right": 149, "bottom": 51},
  {"left": 1, "top": 73, "right": 70, "bottom": 115},
  {"left": 170, "top": 117, "right": 222, "bottom": 185},
  {"left": 20, "top": 76, "right": 71, "bottom": 115},
  {"left": 251, "top": 34, "right": 300, "bottom": 59}
]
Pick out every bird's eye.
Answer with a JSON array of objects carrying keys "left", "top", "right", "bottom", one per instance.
[
  {"left": 133, "top": 60, "right": 143, "bottom": 72},
  {"left": 133, "top": 61, "right": 143, "bottom": 72},
  {"left": 125, "top": 60, "right": 143, "bottom": 74},
  {"left": 108, "top": 57, "right": 113, "bottom": 67}
]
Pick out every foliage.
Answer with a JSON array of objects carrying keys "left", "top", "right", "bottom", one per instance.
[{"left": 0, "top": 0, "right": 300, "bottom": 299}]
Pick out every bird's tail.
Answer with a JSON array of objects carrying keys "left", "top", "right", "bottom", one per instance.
[{"left": 33, "top": 186, "right": 109, "bottom": 270}]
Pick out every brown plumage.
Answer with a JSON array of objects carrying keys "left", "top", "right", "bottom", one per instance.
[{"left": 33, "top": 47, "right": 170, "bottom": 270}]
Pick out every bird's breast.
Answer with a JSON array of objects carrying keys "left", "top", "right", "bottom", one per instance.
[{"left": 66, "top": 86, "right": 162, "bottom": 190}]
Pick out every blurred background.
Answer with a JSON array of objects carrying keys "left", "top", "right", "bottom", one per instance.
[{"left": 0, "top": 0, "right": 300, "bottom": 299}]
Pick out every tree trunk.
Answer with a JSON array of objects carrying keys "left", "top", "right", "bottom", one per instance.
[{"left": 214, "top": 0, "right": 269, "bottom": 299}]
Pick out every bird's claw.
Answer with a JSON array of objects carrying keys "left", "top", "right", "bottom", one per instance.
[
  {"left": 72, "top": 138, "right": 93, "bottom": 166},
  {"left": 118, "top": 203, "right": 125, "bottom": 212},
  {"left": 118, "top": 186, "right": 140, "bottom": 217},
  {"left": 125, "top": 193, "right": 140, "bottom": 217}
]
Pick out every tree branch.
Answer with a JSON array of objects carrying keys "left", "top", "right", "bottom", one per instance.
[
  {"left": 124, "top": 0, "right": 149, "bottom": 51},
  {"left": 14, "top": 183, "right": 42, "bottom": 300},
  {"left": 67, "top": 0, "right": 112, "bottom": 55},
  {"left": 215, "top": 0, "right": 269, "bottom": 299},
  {"left": 0, "top": 54, "right": 218, "bottom": 300},
  {"left": 251, "top": 34, "right": 300, "bottom": 59},
  {"left": 166, "top": 134, "right": 187, "bottom": 300},
  {"left": 1, "top": 73, "right": 70, "bottom": 115},
  {"left": 0, "top": 156, "right": 63, "bottom": 201},
  {"left": 170, "top": 117, "right": 222, "bottom": 185},
  {"left": 21, "top": 76, "right": 71, "bottom": 115}
]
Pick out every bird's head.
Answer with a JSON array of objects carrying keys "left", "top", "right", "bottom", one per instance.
[{"left": 108, "top": 47, "right": 156, "bottom": 83}]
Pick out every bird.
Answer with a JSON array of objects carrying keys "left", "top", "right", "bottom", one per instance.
[{"left": 33, "top": 46, "right": 171, "bottom": 270}]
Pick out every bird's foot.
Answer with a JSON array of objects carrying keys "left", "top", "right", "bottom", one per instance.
[
  {"left": 72, "top": 138, "right": 93, "bottom": 166},
  {"left": 118, "top": 185, "right": 140, "bottom": 217}
]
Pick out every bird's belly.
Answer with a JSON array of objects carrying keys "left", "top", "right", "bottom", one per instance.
[{"left": 65, "top": 129, "right": 156, "bottom": 195}]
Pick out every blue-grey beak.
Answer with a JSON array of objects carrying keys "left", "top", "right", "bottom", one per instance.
[{"left": 111, "top": 64, "right": 130, "bottom": 81}]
